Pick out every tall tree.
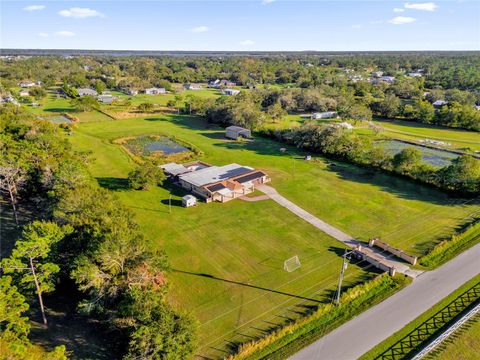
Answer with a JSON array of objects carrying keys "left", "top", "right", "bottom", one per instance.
[
  {"left": 1, "top": 221, "right": 72, "bottom": 325},
  {"left": 0, "top": 162, "right": 26, "bottom": 226}
]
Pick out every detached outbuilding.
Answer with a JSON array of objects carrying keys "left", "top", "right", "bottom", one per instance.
[
  {"left": 225, "top": 126, "right": 251, "bottom": 140},
  {"left": 311, "top": 111, "right": 338, "bottom": 119},
  {"left": 182, "top": 195, "right": 197, "bottom": 207}
]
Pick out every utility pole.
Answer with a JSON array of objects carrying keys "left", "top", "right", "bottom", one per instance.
[{"left": 335, "top": 249, "right": 350, "bottom": 306}]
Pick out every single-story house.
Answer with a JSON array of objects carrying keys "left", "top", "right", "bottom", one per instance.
[
  {"left": 124, "top": 88, "right": 138, "bottom": 96},
  {"left": 19, "top": 89, "right": 30, "bottom": 97},
  {"left": 433, "top": 100, "right": 448, "bottom": 108},
  {"left": 379, "top": 76, "right": 395, "bottom": 84},
  {"left": 209, "top": 79, "right": 237, "bottom": 88},
  {"left": 183, "top": 83, "right": 202, "bottom": 90},
  {"left": 311, "top": 111, "right": 338, "bottom": 119},
  {"left": 172, "top": 163, "right": 270, "bottom": 203},
  {"left": 182, "top": 195, "right": 197, "bottom": 207},
  {"left": 145, "top": 87, "right": 166, "bottom": 95},
  {"left": 223, "top": 89, "right": 240, "bottom": 96},
  {"left": 337, "top": 122, "right": 354, "bottom": 130},
  {"left": 18, "top": 81, "right": 36, "bottom": 88},
  {"left": 97, "top": 94, "right": 116, "bottom": 103},
  {"left": 226, "top": 126, "right": 252, "bottom": 140},
  {"left": 408, "top": 72, "right": 423, "bottom": 77},
  {"left": 77, "top": 88, "right": 98, "bottom": 97}
]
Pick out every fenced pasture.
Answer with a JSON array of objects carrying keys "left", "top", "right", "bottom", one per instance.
[{"left": 67, "top": 114, "right": 480, "bottom": 357}]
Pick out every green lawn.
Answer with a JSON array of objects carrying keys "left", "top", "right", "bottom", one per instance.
[
  {"left": 428, "top": 314, "right": 480, "bottom": 360},
  {"left": 66, "top": 114, "right": 479, "bottom": 357},
  {"left": 372, "top": 118, "right": 480, "bottom": 152}
]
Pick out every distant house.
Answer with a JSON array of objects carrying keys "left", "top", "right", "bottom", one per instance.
[
  {"left": 337, "top": 122, "right": 354, "bottom": 130},
  {"left": 183, "top": 83, "right": 202, "bottom": 90},
  {"left": 18, "top": 81, "right": 36, "bottom": 88},
  {"left": 210, "top": 79, "right": 237, "bottom": 88},
  {"left": 408, "top": 72, "right": 423, "bottom": 77},
  {"left": 19, "top": 89, "right": 30, "bottom": 97},
  {"left": 311, "top": 111, "right": 338, "bottom": 119},
  {"left": 223, "top": 89, "right": 240, "bottom": 96},
  {"left": 123, "top": 88, "right": 139, "bottom": 96},
  {"left": 433, "top": 100, "right": 448, "bottom": 108},
  {"left": 226, "top": 126, "right": 252, "bottom": 140},
  {"left": 145, "top": 87, "right": 166, "bottom": 95},
  {"left": 379, "top": 76, "right": 395, "bottom": 84},
  {"left": 77, "top": 88, "right": 98, "bottom": 97},
  {"left": 182, "top": 195, "right": 197, "bottom": 208},
  {"left": 97, "top": 94, "right": 116, "bottom": 103}
]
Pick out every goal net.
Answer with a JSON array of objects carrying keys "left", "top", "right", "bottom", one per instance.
[{"left": 284, "top": 255, "right": 301, "bottom": 272}]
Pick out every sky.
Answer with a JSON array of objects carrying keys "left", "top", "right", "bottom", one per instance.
[{"left": 1, "top": 0, "right": 479, "bottom": 51}]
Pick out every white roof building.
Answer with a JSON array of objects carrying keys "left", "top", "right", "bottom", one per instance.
[
  {"left": 226, "top": 126, "right": 252, "bottom": 140},
  {"left": 182, "top": 195, "right": 197, "bottom": 207},
  {"left": 223, "top": 89, "right": 240, "bottom": 96},
  {"left": 179, "top": 164, "right": 254, "bottom": 187},
  {"left": 312, "top": 111, "right": 338, "bottom": 119},
  {"left": 77, "top": 88, "right": 98, "bottom": 96},
  {"left": 433, "top": 100, "right": 448, "bottom": 107},
  {"left": 337, "top": 122, "right": 354, "bottom": 130}
]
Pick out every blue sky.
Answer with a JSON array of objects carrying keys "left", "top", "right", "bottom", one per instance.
[{"left": 2, "top": 1, "right": 479, "bottom": 50}]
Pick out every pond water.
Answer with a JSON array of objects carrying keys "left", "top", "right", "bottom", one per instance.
[
  {"left": 48, "top": 115, "right": 73, "bottom": 124},
  {"left": 379, "top": 140, "right": 458, "bottom": 167},
  {"left": 124, "top": 135, "right": 189, "bottom": 157}
]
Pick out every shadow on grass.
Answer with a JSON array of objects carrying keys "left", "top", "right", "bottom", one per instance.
[
  {"left": 160, "top": 198, "right": 183, "bottom": 207},
  {"left": 96, "top": 177, "right": 129, "bottom": 191},
  {"left": 173, "top": 269, "right": 323, "bottom": 303},
  {"left": 43, "top": 107, "right": 73, "bottom": 113}
]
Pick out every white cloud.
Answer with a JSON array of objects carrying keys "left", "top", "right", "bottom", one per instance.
[
  {"left": 352, "top": 24, "right": 362, "bottom": 29},
  {"left": 24, "top": 5, "right": 45, "bottom": 11},
  {"left": 191, "top": 26, "right": 209, "bottom": 33},
  {"left": 38, "top": 32, "right": 49, "bottom": 38},
  {"left": 393, "top": 8, "right": 405, "bottom": 12},
  {"left": 404, "top": 2, "right": 438, "bottom": 11},
  {"left": 58, "top": 7, "right": 104, "bottom": 18},
  {"left": 262, "top": 0, "right": 275, "bottom": 4},
  {"left": 55, "top": 31, "right": 75, "bottom": 37},
  {"left": 388, "top": 16, "right": 417, "bottom": 24},
  {"left": 240, "top": 39, "right": 255, "bottom": 46}
]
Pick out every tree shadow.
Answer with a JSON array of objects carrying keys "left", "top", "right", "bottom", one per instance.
[
  {"left": 172, "top": 269, "right": 323, "bottom": 303},
  {"left": 29, "top": 280, "right": 123, "bottom": 360},
  {"left": 96, "top": 177, "right": 129, "bottom": 191},
  {"left": 160, "top": 198, "right": 183, "bottom": 207},
  {"left": 43, "top": 107, "right": 73, "bottom": 113}
]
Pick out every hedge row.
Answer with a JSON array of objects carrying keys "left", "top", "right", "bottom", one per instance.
[{"left": 420, "top": 219, "right": 480, "bottom": 268}]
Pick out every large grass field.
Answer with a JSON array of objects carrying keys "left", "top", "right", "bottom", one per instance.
[
  {"left": 372, "top": 118, "right": 480, "bottom": 152},
  {"left": 64, "top": 113, "right": 479, "bottom": 357}
]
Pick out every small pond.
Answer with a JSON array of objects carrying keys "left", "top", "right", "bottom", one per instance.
[
  {"left": 124, "top": 135, "right": 190, "bottom": 157},
  {"left": 379, "top": 139, "right": 458, "bottom": 167}
]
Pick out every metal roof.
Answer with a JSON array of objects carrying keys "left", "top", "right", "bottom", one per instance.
[
  {"left": 234, "top": 171, "right": 266, "bottom": 184},
  {"left": 226, "top": 126, "right": 250, "bottom": 132},
  {"left": 161, "top": 163, "right": 189, "bottom": 176},
  {"left": 179, "top": 163, "right": 253, "bottom": 187}
]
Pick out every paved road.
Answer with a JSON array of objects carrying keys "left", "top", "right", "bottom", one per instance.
[
  {"left": 256, "top": 184, "right": 423, "bottom": 277},
  {"left": 291, "top": 242, "right": 480, "bottom": 360}
]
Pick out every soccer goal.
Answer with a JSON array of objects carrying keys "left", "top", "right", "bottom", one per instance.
[{"left": 284, "top": 255, "right": 301, "bottom": 272}]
